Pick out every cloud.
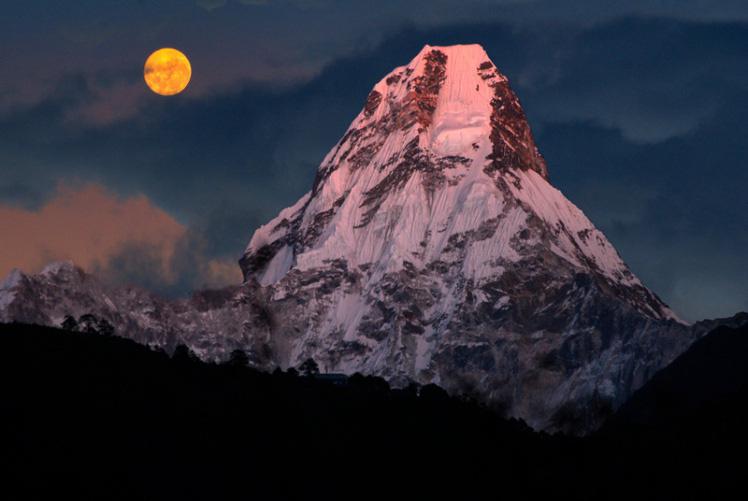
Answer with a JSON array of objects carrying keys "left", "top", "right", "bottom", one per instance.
[
  {"left": 198, "top": 0, "right": 346, "bottom": 9},
  {"left": 65, "top": 76, "right": 146, "bottom": 126},
  {"left": 0, "top": 184, "right": 241, "bottom": 295},
  {"left": 501, "top": 0, "right": 748, "bottom": 24},
  {"left": 197, "top": 0, "right": 748, "bottom": 21},
  {"left": 196, "top": 0, "right": 228, "bottom": 11},
  {"left": 0, "top": 183, "right": 184, "bottom": 279},
  {"left": 516, "top": 18, "right": 748, "bottom": 143},
  {"left": 539, "top": 110, "right": 748, "bottom": 321},
  {"left": 196, "top": 0, "right": 270, "bottom": 10},
  {"left": 97, "top": 230, "right": 243, "bottom": 295}
]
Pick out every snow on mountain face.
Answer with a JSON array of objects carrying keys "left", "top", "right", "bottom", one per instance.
[
  {"left": 2, "top": 44, "right": 719, "bottom": 434},
  {"left": 0, "top": 269, "right": 24, "bottom": 311},
  {"left": 241, "top": 45, "right": 673, "bottom": 318}
]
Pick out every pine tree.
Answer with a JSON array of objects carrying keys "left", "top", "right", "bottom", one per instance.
[
  {"left": 78, "top": 314, "right": 99, "bottom": 334},
  {"left": 96, "top": 318, "right": 114, "bottom": 336},
  {"left": 227, "top": 349, "right": 249, "bottom": 368},
  {"left": 298, "top": 358, "right": 320, "bottom": 377},
  {"left": 61, "top": 315, "right": 78, "bottom": 331}
]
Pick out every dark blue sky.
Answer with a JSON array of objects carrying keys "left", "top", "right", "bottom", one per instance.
[{"left": 1, "top": 0, "right": 746, "bottom": 321}]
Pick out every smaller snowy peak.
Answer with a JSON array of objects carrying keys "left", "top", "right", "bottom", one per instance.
[
  {"left": 1, "top": 268, "right": 25, "bottom": 291},
  {"left": 41, "top": 260, "right": 78, "bottom": 277},
  {"left": 38, "top": 261, "right": 91, "bottom": 286},
  {"left": 0, "top": 268, "right": 26, "bottom": 313},
  {"left": 0, "top": 262, "right": 95, "bottom": 324}
]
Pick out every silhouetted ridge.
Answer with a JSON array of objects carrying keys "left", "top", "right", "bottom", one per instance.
[
  {"left": 603, "top": 318, "right": 748, "bottom": 432},
  {"left": 2, "top": 321, "right": 747, "bottom": 499}
]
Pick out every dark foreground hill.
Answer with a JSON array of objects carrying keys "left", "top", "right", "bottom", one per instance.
[
  {"left": 1, "top": 321, "right": 747, "bottom": 500},
  {"left": 593, "top": 320, "right": 748, "bottom": 498},
  {"left": 606, "top": 316, "right": 748, "bottom": 430}
]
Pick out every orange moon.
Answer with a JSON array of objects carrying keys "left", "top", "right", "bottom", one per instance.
[{"left": 144, "top": 48, "right": 192, "bottom": 96}]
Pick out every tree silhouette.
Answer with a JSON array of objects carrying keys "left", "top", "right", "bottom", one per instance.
[
  {"left": 298, "top": 358, "right": 320, "bottom": 377},
  {"left": 348, "top": 373, "right": 390, "bottom": 392},
  {"left": 96, "top": 318, "right": 114, "bottom": 337},
  {"left": 61, "top": 315, "right": 78, "bottom": 331},
  {"left": 78, "top": 314, "right": 99, "bottom": 334},
  {"left": 420, "top": 383, "right": 448, "bottom": 401},
  {"left": 403, "top": 382, "right": 421, "bottom": 398},
  {"left": 228, "top": 349, "right": 249, "bottom": 368},
  {"left": 172, "top": 344, "right": 199, "bottom": 364}
]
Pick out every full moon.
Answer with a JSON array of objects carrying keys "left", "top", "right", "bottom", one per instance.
[{"left": 144, "top": 48, "right": 192, "bottom": 96}]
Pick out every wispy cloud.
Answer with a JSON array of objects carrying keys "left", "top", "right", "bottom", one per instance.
[
  {"left": 0, "top": 184, "right": 241, "bottom": 294},
  {"left": 0, "top": 183, "right": 184, "bottom": 281},
  {"left": 196, "top": 0, "right": 228, "bottom": 11}
]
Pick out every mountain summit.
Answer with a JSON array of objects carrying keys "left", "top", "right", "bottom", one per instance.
[
  {"left": 2, "top": 45, "right": 726, "bottom": 433},
  {"left": 241, "top": 44, "right": 673, "bottom": 321}
]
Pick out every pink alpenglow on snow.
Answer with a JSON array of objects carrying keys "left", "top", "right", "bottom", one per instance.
[{"left": 242, "top": 44, "right": 675, "bottom": 321}]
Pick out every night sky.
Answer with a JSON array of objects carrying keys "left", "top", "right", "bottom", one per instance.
[{"left": 1, "top": 0, "right": 746, "bottom": 321}]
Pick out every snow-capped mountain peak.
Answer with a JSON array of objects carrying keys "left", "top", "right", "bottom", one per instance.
[
  {"left": 241, "top": 44, "right": 675, "bottom": 322},
  {"left": 233, "top": 44, "right": 696, "bottom": 431}
]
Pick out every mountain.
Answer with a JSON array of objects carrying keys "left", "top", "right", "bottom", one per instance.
[
  {"left": 237, "top": 44, "right": 698, "bottom": 431},
  {"left": 0, "top": 44, "right": 741, "bottom": 433}
]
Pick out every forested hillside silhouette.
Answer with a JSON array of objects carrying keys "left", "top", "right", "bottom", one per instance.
[{"left": 1, "top": 321, "right": 746, "bottom": 500}]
